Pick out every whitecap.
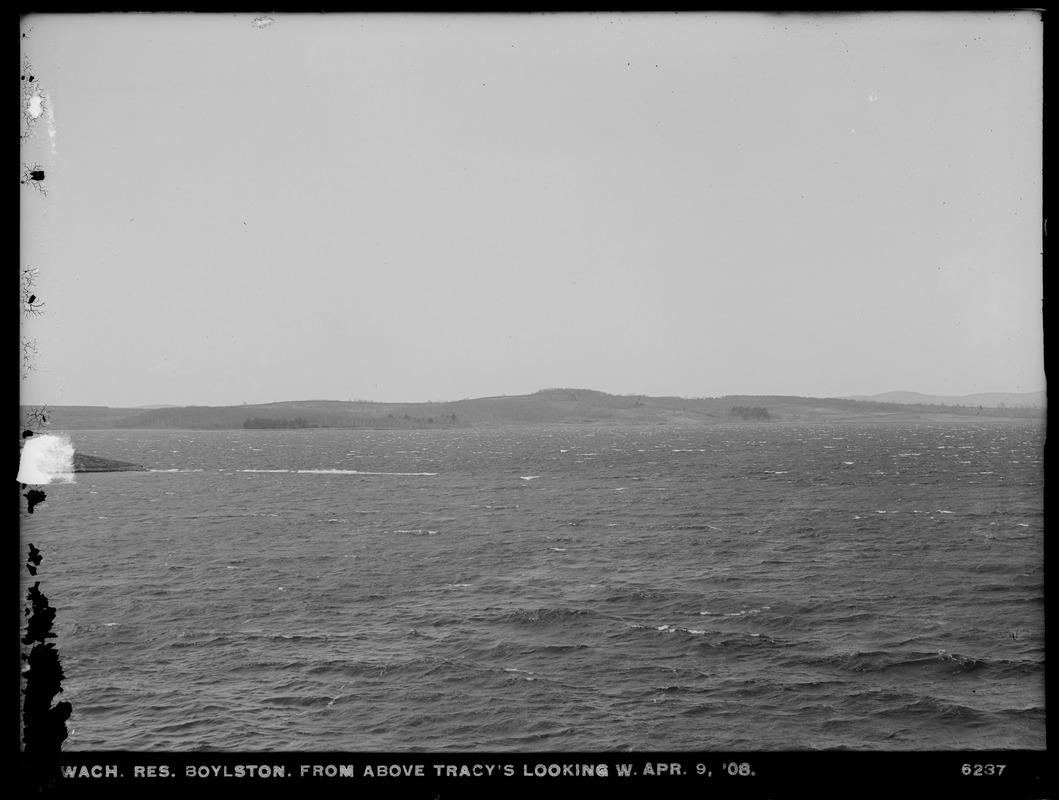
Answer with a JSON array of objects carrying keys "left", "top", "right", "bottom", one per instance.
[{"left": 656, "top": 624, "right": 705, "bottom": 635}]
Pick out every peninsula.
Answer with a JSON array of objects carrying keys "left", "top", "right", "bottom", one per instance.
[{"left": 72, "top": 454, "right": 146, "bottom": 473}]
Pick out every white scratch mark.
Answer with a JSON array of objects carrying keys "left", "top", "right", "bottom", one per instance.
[
  {"left": 45, "top": 94, "right": 58, "bottom": 160},
  {"left": 27, "top": 93, "right": 44, "bottom": 119},
  {"left": 18, "top": 434, "right": 75, "bottom": 485}
]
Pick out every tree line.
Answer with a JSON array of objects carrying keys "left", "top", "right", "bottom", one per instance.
[
  {"left": 243, "top": 417, "right": 313, "bottom": 429},
  {"left": 730, "top": 406, "right": 770, "bottom": 420}
]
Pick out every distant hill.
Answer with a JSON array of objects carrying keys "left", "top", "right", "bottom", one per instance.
[
  {"left": 845, "top": 391, "right": 1046, "bottom": 409},
  {"left": 23, "top": 388, "right": 1046, "bottom": 431}
]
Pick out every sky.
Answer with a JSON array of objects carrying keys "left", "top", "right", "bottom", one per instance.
[{"left": 19, "top": 12, "right": 1044, "bottom": 407}]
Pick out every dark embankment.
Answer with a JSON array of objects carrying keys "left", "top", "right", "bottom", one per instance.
[{"left": 72, "top": 454, "right": 146, "bottom": 473}]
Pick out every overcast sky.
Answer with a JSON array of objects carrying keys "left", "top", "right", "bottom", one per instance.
[{"left": 20, "top": 12, "right": 1043, "bottom": 407}]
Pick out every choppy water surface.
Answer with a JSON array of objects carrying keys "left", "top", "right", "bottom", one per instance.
[{"left": 22, "top": 421, "right": 1045, "bottom": 751}]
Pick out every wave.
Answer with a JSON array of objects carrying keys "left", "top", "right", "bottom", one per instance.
[
  {"left": 69, "top": 622, "right": 126, "bottom": 635},
  {"left": 491, "top": 607, "right": 607, "bottom": 627},
  {"left": 699, "top": 606, "right": 771, "bottom": 617},
  {"left": 602, "top": 587, "right": 673, "bottom": 604},
  {"left": 637, "top": 623, "right": 708, "bottom": 636},
  {"left": 628, "top": 624, "right": 791, "bottom": 649},
  {"left": 815, "top": 649, "right": 988, "bottom": 674},
  {"left": 704, "top": 633, "right": 791, "bottom": 650},
  {"left": 876, "top": 695, "right": 990, "bottom": 724}
]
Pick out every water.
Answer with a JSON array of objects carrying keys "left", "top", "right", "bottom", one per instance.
[{"left": 20, "top": 421, "right": 1045, "bottom": 751}]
